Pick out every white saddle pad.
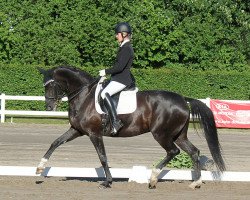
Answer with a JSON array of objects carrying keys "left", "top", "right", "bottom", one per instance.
[{"left": 95, "top": 77, "right": 138, "bottom": 114}]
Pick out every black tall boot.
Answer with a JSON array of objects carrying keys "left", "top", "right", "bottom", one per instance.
[{"left": 103, "top": 93, "right": 123, "bottom": 135}]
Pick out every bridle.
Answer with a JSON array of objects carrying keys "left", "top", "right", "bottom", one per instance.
[
  {"left": 43, "top": 79, "right": 65, "bottom": 101},
  {"left": 43, "top": 78, "right": 99, "bottom": 103}
]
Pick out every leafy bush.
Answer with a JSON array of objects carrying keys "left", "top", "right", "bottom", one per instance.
[
  {"left": 0, "top": 0, "right": 249, "bottom": 71},
  {"left": 153, "top": 152, "right": 193, "bottom": 169},
  {"left": 167, "top": 152, "right": 193, "bottom": 169}
]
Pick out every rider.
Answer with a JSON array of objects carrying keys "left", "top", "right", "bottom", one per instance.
[{"left": 99, "top": 22, "right": 135, "bottom": 135}]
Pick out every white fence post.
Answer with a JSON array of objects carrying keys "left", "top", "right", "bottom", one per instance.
[{"left": 0, "top": 93, "right": 6, "bottom": 123}]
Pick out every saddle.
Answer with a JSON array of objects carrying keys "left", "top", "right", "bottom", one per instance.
[
  {"left": 95, "top": 77, "right": 138, "bottom": 115},
  {"left": 95, "top": 77, "right": 138, "bottom": 136}
]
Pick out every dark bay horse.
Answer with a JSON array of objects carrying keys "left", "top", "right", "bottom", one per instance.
[{"left": 37, "top": 66, "right": 225, "bottom": 189}]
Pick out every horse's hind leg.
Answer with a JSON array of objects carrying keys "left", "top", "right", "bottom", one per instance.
[
  {"left": 36, "top": 127, "right": 81, "bottom": 174},
  {"left": 175, "top": 136, "right": 202, "bottom": 189},
  {"left": 149, "top": 134, "right": 180, "bottom": 189}
]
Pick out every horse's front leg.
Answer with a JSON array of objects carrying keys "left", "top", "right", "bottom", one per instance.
[
  {"left": 89, "top": 134, "right": 112, "bottom": 189},
  {"left": 36, "top": 127, "right": 81, "bottom": 174}
]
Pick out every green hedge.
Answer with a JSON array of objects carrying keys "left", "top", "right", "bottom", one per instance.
[
  {"left": 0, "top": 65, "right": 249, "bottom": 111},
  {"left": 0, "top": 0, "right": 249, "bottom": 71},
  {"left": 133, "top": 67, "right": 250, "bottom": 100}
]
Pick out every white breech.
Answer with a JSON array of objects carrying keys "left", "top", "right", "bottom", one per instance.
[{"left": 101, "top": 81, "right": 126, "bottom": 99}]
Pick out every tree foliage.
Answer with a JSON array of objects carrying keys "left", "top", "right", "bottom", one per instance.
[{"left": 0, "top": 0, "right": 249, "bottom": 71}]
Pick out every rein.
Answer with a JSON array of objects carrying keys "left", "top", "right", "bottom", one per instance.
[
  {"left": 67, "top": 85, "right": 87, "bottom": 102},
  {"left": 67, "top": 78, "right": 99, "bottom": 102},
  {"left": 45, "top": 78, "right": 98, "bottom": 103}
]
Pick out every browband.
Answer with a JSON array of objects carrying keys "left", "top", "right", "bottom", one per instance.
[{"left": 43, "top": 79, "right": 54, "bottom": 86}]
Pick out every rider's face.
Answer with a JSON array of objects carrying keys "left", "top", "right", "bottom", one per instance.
[{"left": 116, "top": 32, "right": 123, "bottom": 43}]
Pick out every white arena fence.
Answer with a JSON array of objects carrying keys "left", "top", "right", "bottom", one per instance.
[
  {"left": 0, "top": 93, "right": 68, "bottom": 123},
  {"left": 0, "top": 93, "right": 211, "bottom": 123},
  {"left": 0, "top": 166, "right": 250, "bottom": 183},
  {"left": 1, "top": 93, "right": 250, "bottom": 182}
]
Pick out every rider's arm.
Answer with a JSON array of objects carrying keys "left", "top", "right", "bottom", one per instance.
[{"left": 105, "top": 45, "right": 132, "bottom": 75}]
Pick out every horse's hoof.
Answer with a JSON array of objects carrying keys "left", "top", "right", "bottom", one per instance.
[
  {"left": 189, "top": 183, "right": 201, "bottom": 189},
  {"left": 148, "top": 184, "right": 156, "bottom": 189},
  {"left": 98, "top": 181, "right": 111, "bottom": 189},
  {"left": 148, "top": 168, "right": 160, "bottom": 189},
  {"left": 189, "top": 179, "right": 202, "bottom": 189},
  {"left": 36, "top": 167, "right": 44, "bottom": 175}
]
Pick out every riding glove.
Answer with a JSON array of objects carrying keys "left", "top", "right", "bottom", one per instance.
[{"left": 99, "top": 69, "right": 106, "bottom": 77}]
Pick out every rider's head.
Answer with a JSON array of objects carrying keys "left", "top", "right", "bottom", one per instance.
[{"left": 115, "top": 22, "right": 132, "bottom": 43}]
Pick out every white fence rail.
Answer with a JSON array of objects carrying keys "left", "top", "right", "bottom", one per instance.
[
  {"left": 0, "top": 166, "right": 250, "bottom": 183},
  {"left": 0, "top": 93, "right": 212, "bottom": 123},
  {"left": 0, "top": 93, "right": 68, "bottom": 123}
]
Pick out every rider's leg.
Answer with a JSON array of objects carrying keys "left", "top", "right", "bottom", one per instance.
[
  {"left": 101, "top": 81, "right": 126, "bottom": 135},
  {"left": 103, "top": 93, "right": 123, "bottom": 135}
]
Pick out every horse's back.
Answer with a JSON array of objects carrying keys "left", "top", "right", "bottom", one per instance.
[
  {"left": 137, "top": 90, "right": 188, "bottom": 108},
  {"left": 136, "top": 89, "right": 189, "bottom": 122}
]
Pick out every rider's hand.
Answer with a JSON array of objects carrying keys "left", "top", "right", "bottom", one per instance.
[{"left": 99, "top": 69, "right": 106, "bottom": 77}]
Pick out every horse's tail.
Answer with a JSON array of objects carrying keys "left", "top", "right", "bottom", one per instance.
[{"left": 185, "top": 97, "right": 226, "bottom": 172}]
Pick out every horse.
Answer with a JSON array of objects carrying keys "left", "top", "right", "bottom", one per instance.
[{"left": 37, "top": 66, "right": 226, "bottom": 189}]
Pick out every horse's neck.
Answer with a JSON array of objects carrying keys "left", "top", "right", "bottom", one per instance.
[
  {"left": 77, "top": 69, "right": 95, "bottom": 84},
  {"left": 78, "top": 77, "right": 91, "bottom": 85},
  {"left": 62, "top": 68, "right": 93, "bottom": 85},
  {"left": 68, "top": 83, "right": 96, "bottom": 114},
  {"left": 67, "top": 75, "right": 91, "bottom": 92}
]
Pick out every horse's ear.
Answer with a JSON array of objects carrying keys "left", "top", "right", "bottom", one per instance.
[{"left": 37, "top": 67, "right": 46, "bottom": 75}]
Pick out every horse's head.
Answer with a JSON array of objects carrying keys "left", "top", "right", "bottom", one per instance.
[
  {"left": 38, "top": 66, "right": 95, "bottom": 111},
  {"left": 38, "top": 67, "right": 65, "bottom": 111}
]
